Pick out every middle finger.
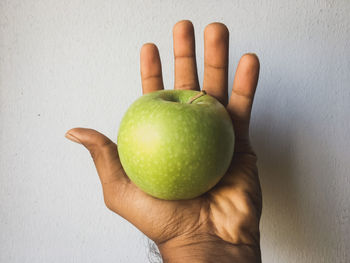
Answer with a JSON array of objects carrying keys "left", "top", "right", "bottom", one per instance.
[{"left": 173, "top": 20, "right": 200, "bottom": 91}]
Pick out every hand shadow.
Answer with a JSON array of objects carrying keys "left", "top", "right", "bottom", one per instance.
[{"left": 251, "top": 104, "right": 338, "bottom": 261}]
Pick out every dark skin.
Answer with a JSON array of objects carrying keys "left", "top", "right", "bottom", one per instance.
[{"left": 66, "top": 20, "right": 262, "bottom": 262}]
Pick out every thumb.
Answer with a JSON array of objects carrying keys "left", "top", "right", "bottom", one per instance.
[{"left": 65, "top": 127, "right": 130, "bottom": 210}]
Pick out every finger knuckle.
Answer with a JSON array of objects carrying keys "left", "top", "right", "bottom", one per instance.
[
  {"left": 89, "top": 140, "right": 116, "bottom": 161},
  {"left": 104, "top": 196, "right": 114, "bottom": 211}
]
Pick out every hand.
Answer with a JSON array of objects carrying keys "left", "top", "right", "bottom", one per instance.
[{"left": 65, "top": 20, "right": 261, "bottom": 263}]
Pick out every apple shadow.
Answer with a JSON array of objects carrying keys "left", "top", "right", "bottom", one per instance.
[{"left": 250, "top": 105, "right": 338, "bottom": 261}]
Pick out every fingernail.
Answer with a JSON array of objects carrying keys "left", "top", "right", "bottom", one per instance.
[{"left": 65, "top": 132, "right": 82, "bottom": 144}]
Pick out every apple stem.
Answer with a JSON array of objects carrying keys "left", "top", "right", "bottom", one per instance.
[{"left": 187, "top": 90, "right": 207, "bottom": 104}]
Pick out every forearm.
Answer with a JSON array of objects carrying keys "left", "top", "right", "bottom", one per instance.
[{"left": 158, "top": 237, "right": 261, "bottom": 263}]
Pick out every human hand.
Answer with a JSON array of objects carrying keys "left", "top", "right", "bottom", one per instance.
[{"left": 65, "top": 20, "right": 261, "bottom": 263}]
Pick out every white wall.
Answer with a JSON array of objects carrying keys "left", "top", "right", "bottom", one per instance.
[{"left": 1, "top": 0, "right": 349, "bottom": 262}]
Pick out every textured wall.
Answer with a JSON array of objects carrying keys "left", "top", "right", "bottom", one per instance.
[{"left": 1, "top": 0, "right": 349, "bottom": 262}]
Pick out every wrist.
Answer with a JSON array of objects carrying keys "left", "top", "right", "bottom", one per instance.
[{"left": 157, "top": 234, "right": 261, "bottom": 263}]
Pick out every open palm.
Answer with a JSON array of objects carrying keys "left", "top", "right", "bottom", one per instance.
[{"left": 66, "top": 20, "right": 261, "bottom": 262}]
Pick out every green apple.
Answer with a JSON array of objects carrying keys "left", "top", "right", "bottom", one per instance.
[{"left": 117, "top": 89, "right": 234, "bottom": 200}]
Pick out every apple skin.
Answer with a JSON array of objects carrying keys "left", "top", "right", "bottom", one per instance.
[{"left": 117, "top": 90, "right": 235, "bottom": 200}]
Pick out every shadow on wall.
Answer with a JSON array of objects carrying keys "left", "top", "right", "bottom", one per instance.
[{"left": 251, "top": 100, "right": 338, "bottom": 261}]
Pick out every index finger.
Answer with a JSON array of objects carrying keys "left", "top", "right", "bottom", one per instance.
[{"left": 140, "top": 43, "right": 164, "bottom": 94}]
